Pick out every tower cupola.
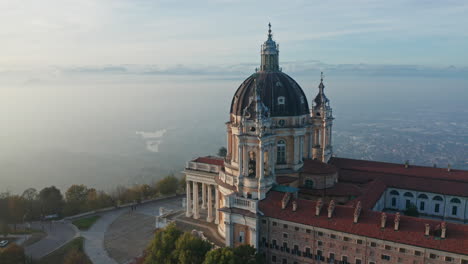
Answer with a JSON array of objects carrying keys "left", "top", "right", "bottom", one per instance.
[{"left": 260, "top": 23, "right": 280, "bottom": 72}]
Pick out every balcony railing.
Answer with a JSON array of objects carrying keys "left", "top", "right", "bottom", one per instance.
[
  {"left": 186, "top": 161, "right": 220, "bottom": 174},
  {"left": 227, "top": 194, "right": 258, "bottom": 213}
]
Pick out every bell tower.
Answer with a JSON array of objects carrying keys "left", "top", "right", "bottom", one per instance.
[{"left": 311, "top": 72, "right": 334, "bottom": 162}]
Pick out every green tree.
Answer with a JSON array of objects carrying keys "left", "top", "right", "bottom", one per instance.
[
  {"left": 233, "top": 244, "right": 265, "bottom": 264},
  {"left": 7, "top": 195, "right": 27, "bottom": 230},
  {"left": 218, "top": 147, "right": 227, "bottom": 157},
  {"left": 39, "top": 186, "right": 64, "bottom": 217},
  {"left": 179, "top": 176, "right": 187, "bottom": 192},
  {"left": 22, "top": 188, "right": 40, "bottom": 220},
  {"left": 65, "top": 185, "right": 89, "bottom": 215},
  {"left": 174, "top": 232, "right": 212, "bottom": 264},
  {"left": 0, "top": 243, "right": 26, "bottom": 264},
  {"left": 203, "top": 247, "right": 235, "bottom": 264},
  {"left": 144, "top": 222, "right": 182, "bottom": 264},
  {"left": 155, "top": 175, "right": 179, "bottom": 196},
  {"left": 0, "top": 220, "right": 9, "bottom": 237}
]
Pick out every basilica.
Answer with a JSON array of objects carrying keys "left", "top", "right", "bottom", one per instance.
[{"left": 183, "top": 25, "right": 468, "bottom": 264}]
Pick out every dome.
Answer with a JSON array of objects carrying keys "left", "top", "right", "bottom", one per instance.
[{"left": 230, "top": 71, "right": 310, "bottom": 117}]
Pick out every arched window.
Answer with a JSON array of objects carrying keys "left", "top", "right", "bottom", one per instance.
[
  {"left": 404, "top": 192, "right": 414, "bottom": 197},
  {"left": 277, "top": 140, "right": 286, "bottom": 164},
  {"left": 450, "top": 198, "right": 461, "bottom": 204},
  {"left": 390, "top": 190, "right": 399, "bottom": 195},
  {"left": 433, "top": 196, "right": 443, "bottom": 201},
  {"left": 418, "top": 194, "right": 428, "bottom": 199}
]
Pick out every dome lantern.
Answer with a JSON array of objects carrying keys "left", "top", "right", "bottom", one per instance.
[{"left": 260, "top": 23, "right": 280, "bottom": 72}]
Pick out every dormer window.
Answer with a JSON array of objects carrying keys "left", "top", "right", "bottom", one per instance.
[
  {"left": 300, "top": 96, "right": 305, "bottom": 104},
  {"left": 278, "top": 96, "right": 285, "bottom": 105}
]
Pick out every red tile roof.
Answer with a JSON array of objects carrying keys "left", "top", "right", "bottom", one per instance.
[
  {"left": 328, "top": 157, "right": 468, "bottom": 202},
  {"left": 302, "top": 159, "right": 338, "bottom": 174},
  {"left": 331, "top": 157, "right": 468, "bottom": 183},
  {"left": 299, "top": 182, "right": 362, "bottom": 197},
  {"left": 259, "top": 191, "right": 468, "bottom": 255},
  {"left": 193, "top": 156, "right": 224, "bottom": 166}
]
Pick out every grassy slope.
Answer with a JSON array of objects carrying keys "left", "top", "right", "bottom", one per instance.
[
  {"left": 72, "top": 215, "right": 101, "bottom": 230},
  {"left": 37, "top": 237, "right": 92, "bottom": 264}
]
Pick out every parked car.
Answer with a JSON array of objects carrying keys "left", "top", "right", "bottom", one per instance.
[{"left": 0, "top": 240, "right": 9, "bottom": 248}]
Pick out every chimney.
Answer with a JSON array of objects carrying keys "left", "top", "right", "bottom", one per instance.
[
  {"left": 281, "top": 193, "right": 291, "bottom": 209},
  {"left": 327, "top": 200, "right": 336, "bottom": 219},
  {"left": 292, "top": 200, "right": 297, "bottom": 212},
  {"left": 441, "top": 222, "right": 447, "bottom": 238},
  {"left": 404, "top": 160, "right": 409, "bottom": 169},
  {"left": 315, "top": 198, "right": 323, "bottom": 216},
  {"left": 447, "top": 164, "right": 451, "bottom": 172},
  {"left": 380, "top": 212, "right": 387, "bottom": 229},
  {"left": 424, "top": 224, "right": 431, "bottom": 236},
  {"left": 394, "top": 213, "right": 401, "bottom": 231},
  {"left": 353, "top": 201, "right": 362, "bottom": 223}
]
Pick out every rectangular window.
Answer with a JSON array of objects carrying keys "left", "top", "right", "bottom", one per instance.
[
  {"left": 306, "top": 229, "right": 311, "bottom": 234},
  {"left": 452, "top": 206, "right": 458, "bottom": 216},
  {"left": 385, "top": 245, "right": 391, "bottom": 250},
  {"left": 330, "top": 234, "right": 337, "bottom": 239},
  {"left": 420, "top": 201, "right": 425, "bottom": 211},
  {"left": 273, "top": 221, "right": 277, "bottom": 226},
  {"left": 329, "top": 253, "right": 335, "bottom": 260},
  {"left": 343, "top": 236, "right": 350, "bottom": 242},
  {"left": 317, "top": 250, "right": 322, "bottom": 256},
  {"left": 272, "top": 255, "right": 276, "bottom": 262},
  {"left": 415, "top": 250, "right": 422, "bottom": 256},
  {"left": 381, "top": 255, "right": 391, "bottom": 261},
  {"left": 283, "top": 233, "right": 288, "bottom": 238},
  {"left": 317, "top": 231, "right": 324, "bottom": 236},
  {"left": 356, "top": 259, "right": 362, "bottom": 264},
  {"left": 435, "top": 204, "right": 440, "bottom": 213},
  {"left": 262, "top": 219, "right": 267, "bottom": 224},
  {"left": 445, "top": 256, "right": 453, "bottom": 262},
  {"left": 342, "top": 256, "right": 348, "bottom": 262},
  {"left": 239, "top": 231, "right": 244, "bottom": 243},
  {"left": 392, "top": 197, "right": 396, "bottom": 207},
  {"left": 294, "top": 227, "right": 299, "bottom": 231},
  {"left": 399, "top": 248, "right": 406, "bottom": 253},
  {"left": 357, "top": 239, "right": 363, "bottom": 244},
  {"left": 282, "top": 258, "right": 287, "bottom": 264},
  {"left": 370, "top": 242, "right": 377, "bottom": 247},
  {"left": 317, "top": 240, "right": 323, "bottom": 246},
  {"left": 283, "top": 224, "right": 288, "bottom": 229},
  {"left": 430, "top": 254, "right": 437, "bottom": 259},
  {"left": 406, "top": 199, "right": 411, "bottom": 209}
]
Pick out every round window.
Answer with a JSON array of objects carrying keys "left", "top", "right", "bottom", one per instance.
[{"left": 278, "top": 119, "right": 285, "bottom": 127}]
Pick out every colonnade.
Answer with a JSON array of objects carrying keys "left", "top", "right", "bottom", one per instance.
[{"left": 185, "top": 180, "right": 219, "bottom": 224}]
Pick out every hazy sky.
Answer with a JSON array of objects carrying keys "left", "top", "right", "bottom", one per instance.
[{"left": 1, "top": 0, "right": 468, "bottom": 69}]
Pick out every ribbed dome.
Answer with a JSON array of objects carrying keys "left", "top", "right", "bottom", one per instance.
[{"left": 230, "top": 71, "right": 310, "bottom": 117}]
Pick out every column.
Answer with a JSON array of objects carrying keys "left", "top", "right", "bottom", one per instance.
[
  {"left": 250, "top": 227, "right": 258, "bottom": 249},
  {"left": 193, "top": 182, "right": 200, "bottom": 219},
  {"left": 308, "top": 133, "right": 312, "bottom": 158},
  {"left": 225, "top": 217, "right": 233, "bottom": 247},
  {"left": 238, "top": 143, "right": 243, "bottom": 175},
  {"left": 186, "top": 181, "right": 192, "bottom": 217},
  {"left": 202, "top": 183, "right": 207, "bottom": 209},
  {"left": 293, "top": 136, "right": 298, "bottom": 164},
  {"left": 207, "top": 185, "right": 214, "bottom": 222},
  {"left": 215, "top": 189, "right": 220, "bottom": 224},
  {"left": 258, "top": 146, "right": 264, "bottom": 180}
]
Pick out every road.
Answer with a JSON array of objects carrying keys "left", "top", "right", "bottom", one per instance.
[{"left": 24, "top": 221, "right": 77, "bottom": 259}]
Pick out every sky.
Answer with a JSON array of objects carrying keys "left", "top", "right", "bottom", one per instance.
[{"left": 1, "top": 0, "right": 468, "bottom": 72}]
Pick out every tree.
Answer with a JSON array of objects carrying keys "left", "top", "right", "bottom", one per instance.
[
  {"left": 179, "top": 176, "right": 186, "bottom": 192},
  {"left": 218, "top": 147, "right": 227, "bottom": 157},
  {"left": 65, "top": 185, "right": 89, "bottom": 215},
  {"left": 22, "top": 188, "right": 40, "bottom": 220},
  {"left": 0, "top": 243, "right": 26, "bottom": 264},
  {"left": 0, "top": 221, "right": 9, "bottom": 237},
  {"left": 174, "top": 232, "right": 212, "bottom": 264},
  {"left": 203, "top": 247, "right": 235, "bottom": 264},
  {"left": 144, "top": 222, "right": 182, "bottom": 264},
  {"left": 7, "top": 195, "right": 26, "bottom": 230},
  {"left": 233, "top": 244, "right": 265, "bottom": 264},
  {"left": 155, "top": 175, "right": 179, "bottom": 196},
  {"left": 39, "top": 186, "right": 64, "bottom": 217}
]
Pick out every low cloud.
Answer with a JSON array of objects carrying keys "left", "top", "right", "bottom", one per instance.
[{"left": 136, "top": 129, "right": 167, "bottom": 153}]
